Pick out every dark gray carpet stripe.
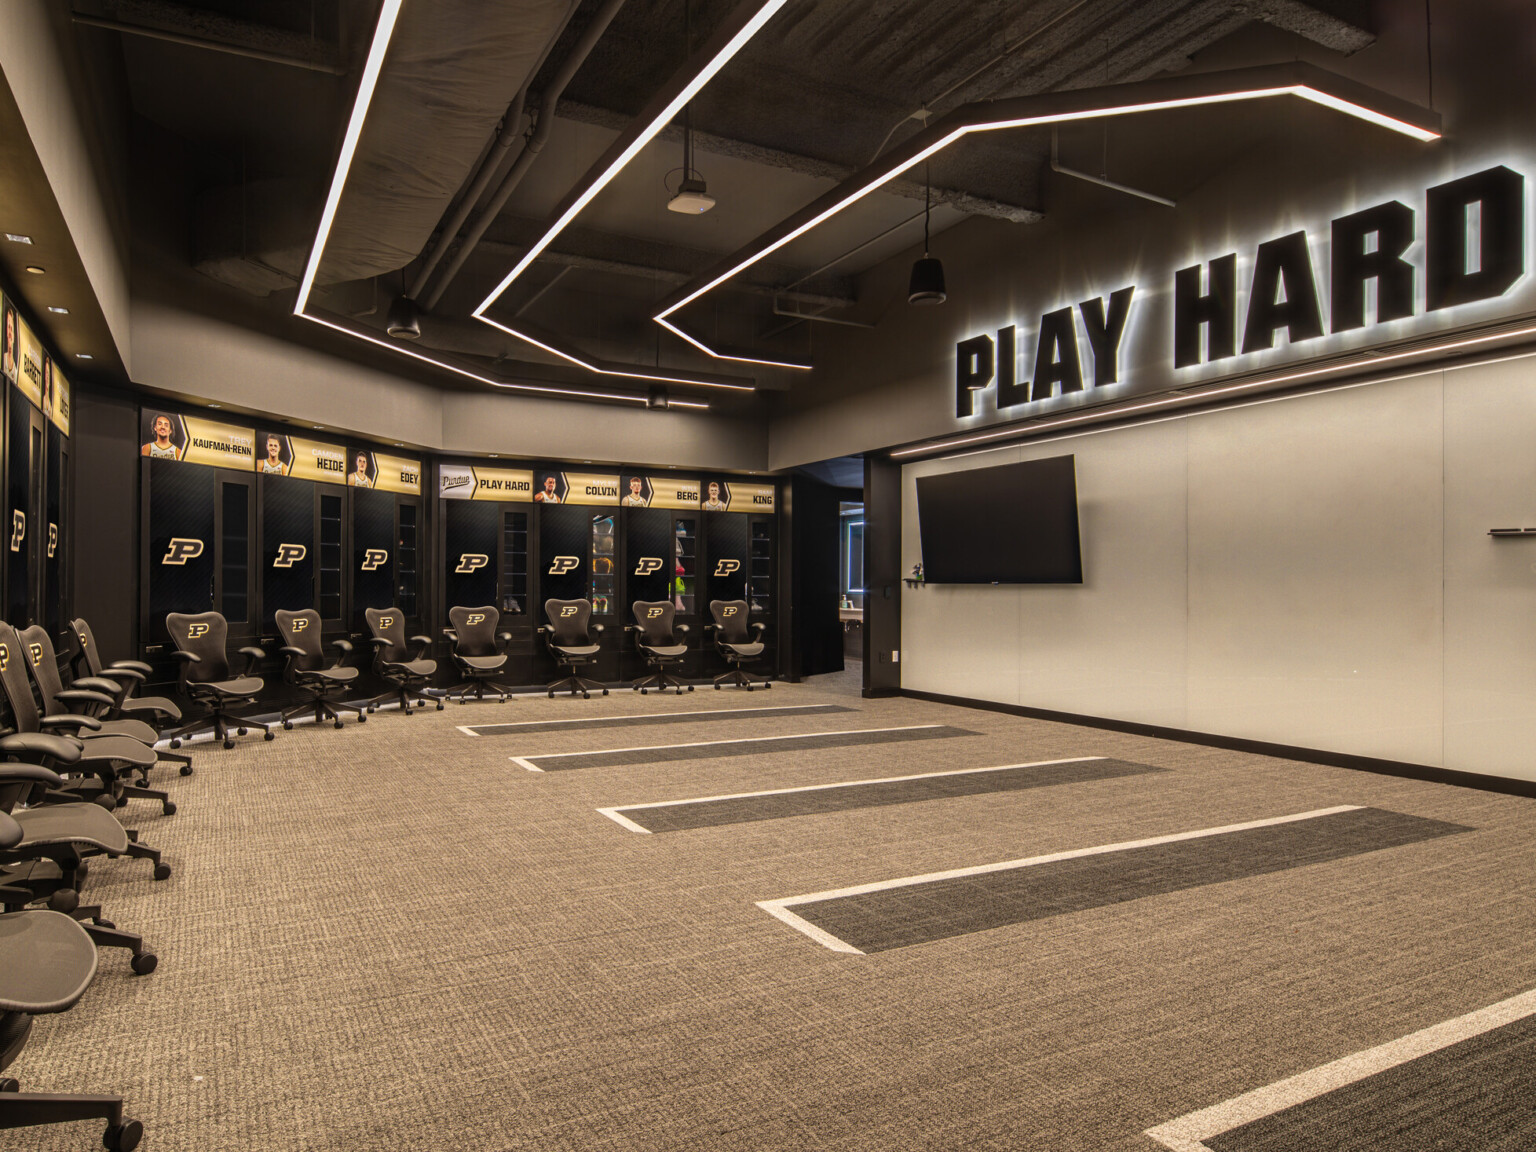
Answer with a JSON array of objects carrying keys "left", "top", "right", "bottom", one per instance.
[
  {"left": 466, "top": 703, "right": 852, "bottom": 736},
  {"left": 521, "top": 725, "right": 976, "bottom": 772},
  {"left": 619, "top": 758, "right": 1165, "bottom": 832},
  {"left": 793, "top": 807, "right": 1472, "bottom": 953},
  {"left": 1207, "top": 1012, "right": 1536, "bottom": 1152}
]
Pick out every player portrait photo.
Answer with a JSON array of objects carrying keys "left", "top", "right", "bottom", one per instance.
[
  {"left": 701, "top": 480, "right": 728, "bottom": 511},
  {"left": 140, "top": 412, "right": 184, "bottom": 460},
  {"left": 621, "top": 475, "right": 650, "bottom": 507},
  {"left": 40, "top": 355, "right": 52, "bottom": 418},
  {"left": 1, "top": 302, "right": 15, "bottom": 385},
  {"left": 533, "top": 473, "right": 563, "bottom": 503},
  {"left": 349, "top": 451, "right": 374, "bottom": 488},
  {"left": 259, "top": 433, "right": 291, "bottom": 476}
]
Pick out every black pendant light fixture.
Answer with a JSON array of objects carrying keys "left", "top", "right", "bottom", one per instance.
[{"left": 908, "top": 161, "right": 946, "bottom": 305}]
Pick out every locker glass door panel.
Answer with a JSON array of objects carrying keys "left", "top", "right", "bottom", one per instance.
[
  {"left": 444, "top": 500, "right": 499, "bottom": 609},
  {"left": 261, "top": 474, "right": 316, "bottom": 625},
  {"left": 352, "top": 488, "right": 395, "bottom": 630},
  {"left": 45, "top": 425, "right": 65, "bottom": 640},
  {"left": 704, "top": 513, "right": 750, "bottom": 607},
  {"left": 145, "top": 459, "right": 215, "bottom": 642},
  {"left": 318, "top": 490, "right": 345, "bottom": 626},
  {"left": 537, "top": 504, "right": 589, "bottom": 612}
]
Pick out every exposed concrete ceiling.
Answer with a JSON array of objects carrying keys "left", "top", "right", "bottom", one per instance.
[{"left": 70, "top": 0, "right": 1379, "bottom": 405}]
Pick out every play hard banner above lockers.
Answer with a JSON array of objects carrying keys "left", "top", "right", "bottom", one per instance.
[
  {"left": 1, "top": 292, "right": 71, "bottom": 435},
  {"left": 439, "top": 464, "right": 534, "bottom": 500}
]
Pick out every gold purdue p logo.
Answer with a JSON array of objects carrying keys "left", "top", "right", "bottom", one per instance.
[
  {"left": 163, "top": 538, "right": 204, "bottom": 565},
  {"left": 465, "top": 613, "right": 487, "bottom": 626},
  {"left": 290, "top": 617, "right": 310, "bottom": 632},
  {"left": 273, "top": 543, "right": 307, "bottom": 568},
  {"left": 187, "top": 622, "right": 211, "bottom": 639},
  {"left": 455, "top": 554, "right": 489, "bottom": 574},
  {"left": 559, "top": 606, "right": 578, "bottom": 618},
  {"left": 360, "top": 549, "right": 388, "bottom": 571},
  {"left": 722, "top": 606, "right": 739, "bottom": 618},
  {"left": 714, "top": 559, "right": 740, "bottom": 577},
  {"left": 634, "top": 557, "right": 662, "bottom": 575},
  {"left": 646, "top": 607, "right": 664, "bottom": 618},
  {"left": 548, "top": 556, "right": 580, "bottom": 575}
]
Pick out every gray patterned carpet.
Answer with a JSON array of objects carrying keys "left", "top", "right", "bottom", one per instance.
[{"left": 14, "top": 668, "right": 1536, "bottom": 1151}]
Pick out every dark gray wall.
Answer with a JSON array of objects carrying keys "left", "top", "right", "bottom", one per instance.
[
  {"left": 72, "top": 383, "right": 139, "bottom": 658},
  {"left": 862, "top": 454, "right": 901, "bottom": 696}
]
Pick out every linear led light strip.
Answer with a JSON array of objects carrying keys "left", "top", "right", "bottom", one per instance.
[
  {"left": 474, "top": 314, "right": 755, "bottom": 391},
  {"left": 891, "top": 322, "right": 1536, "bottom": 459},
  {"left": 470, "top": 0, "right": 789, "bottom": 389},
  {"left": 653, "top": 64, "right": 1441, "bottom": 371},
  {"left": 304, "top": 311, "right": 708, "bottom": 408},
  {"left": 293, "top": 0, "right": 730, "bottom": 406}
]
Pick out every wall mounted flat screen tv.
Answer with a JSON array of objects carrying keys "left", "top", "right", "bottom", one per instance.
[{"left": 916, "top": 455, "right": 1083, "bottom": 584}]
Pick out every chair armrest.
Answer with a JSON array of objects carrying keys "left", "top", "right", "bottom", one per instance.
[
  {"left": 750, "top": 622, "right": 766, "bottom": 638},
  {"left": 676, "top": 624, "right": 690, "bottom": 634},
  {"left": 236, "top": 646, "right": 265, "bottom": 676},
  {"left": 409, "top": 634, "right": 432, "bottom": 659},
  {"left": 496, "top": 632, "right": 512, "bottom": 644},
  {"left": 111, "top": 660, "right": 154, "bottom": 675},
  {"left": 72, "top": 677, "right": 123, "bottom": 695},
  {"left": 54, "top": 689, "right": 117, "bottom": 711},
  {"left": 368, "top": 636, "right": 391, "bottom": 648},
  {"left": 279, "top": 646, "right": 307, "bottom": 659},
  {"left": 171, "top": 651, "right": 202, "bottom": 663},
  {"left": 624, "top": 624, "right": 638, "bottom": 632},
  {"left": 591, "top": 624, "right": 605, "bottom": 635},
  {"left": 536, "top": 625, "right": 552, "bottom": 634},
  {"left": 0, "top": 741, "right": 75, "bottom": 770},
  {"left": 409, "top": 635, "right": 432, "bottom": 646},
  {"left": 442, "top": 628, "right": 458, "bottom": 642},
  {"left": 97, "top": 667, "right": 145, "bottom": 685},
  {"left": 40, "top": 714, "right": 104, "bottom": 732},
  {"left": 331, "top": 639, "right": 354, "bottom": 653}
]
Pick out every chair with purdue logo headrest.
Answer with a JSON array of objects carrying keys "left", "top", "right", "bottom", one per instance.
[
  {"left": 67, "top": 618, "right": 193, "bottom": 774},
  {"left": 163, "top": 612, "right": 274, "bottom": 749},
  {"left": 706, "top": 600, "right": 771, "bottom": 691},
  {"left": 363, "top": 607, "right": 443, "bottom": 715},
  {"left": 444, "top": 606, "right": 515, "bottom": 704},
  {"left": 275, "top": 610, "right": 366, "bottom": 730},
  {"left": 626, "top": 600, "right": 692, "bottom": 696},
  {"left": 539, "top": 599, "right": 607, "bottom": 699}
]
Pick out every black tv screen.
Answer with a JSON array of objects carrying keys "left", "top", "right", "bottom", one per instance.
[{"left": 916, "top": 455, "right": 1083, "bottom": 584}]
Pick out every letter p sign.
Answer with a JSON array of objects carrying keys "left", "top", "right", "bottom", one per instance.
[
  {"left": 8, "top": 510, "right": 23, "bottom": 553},
  {"left": 163, "top": 538, "right": 204, "bottom": 565},
  {"left": 548, "top": 556, "right": 580, "bottom": 575},
  {"left": 455, "top": 553, "right": 489, "bottom": 574},
  {"left": 634, "top": 557, "right": 662, "bottom": 576},
  {"left": 273, "top": 543, "right": 306, "bottom": 568},
  {"left": 360, "top": 548, "right": 388, "bottom": 571},
  {"left": 714, "top": 559, "right": 740, "bottom": 577}
]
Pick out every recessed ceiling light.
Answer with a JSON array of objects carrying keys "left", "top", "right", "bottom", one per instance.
[
  {"left": 393, "top": 442, "right": 403, "bottom": 447},
  {"left": 5, "top": 234, "right": 32, "bottom": 244},
  {"left": 24, "top": 266, "right": 44, "bottom": 275},
  {"left": 488, "top": 453, "right": 499, "bottom": 458},
  {"left": 75, "top": 353, "right": 92, "bottom": 359},
  {"left": 46, "top": 306, "right": 68, "bottom": 314},
  {"left": 207, "top": 403, "right": 222, "bottom": 409},
  {"left": 313, "top": 425, "right": 323, "bottom": 429}
]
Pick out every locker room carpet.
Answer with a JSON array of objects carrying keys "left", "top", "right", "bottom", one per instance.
[{"left": 15, "top": 673, "right": 1536, "bottom": 1152}]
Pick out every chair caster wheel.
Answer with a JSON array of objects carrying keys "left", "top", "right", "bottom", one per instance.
[
  {"left": 130, "top": 953, "right": 158, "bottom": 976},
  {"left": 640, "top": 688, "right": 647, "bottom": 695},
  {"left": 436, "top": 701, "right": 445, "bottom": 711},
  {"left": 223, "top": 739, "right": 235, "bottom": 749},
  {"left": 688, "top": 685, "right": 695, "bottom": 691},
  {"left": 169, "top": 739, "right": 182, "bottom": 749},
  {"left": 75, "top": 862, "right": 88, "bottom": 881},
  {"left": 602, "top": 689, "right": 608, "bottom": 696},
  {"left": 48, "top": 889, "right": 78, "bottom": 914},
  {"left": 153, "top": 863, "right": 172, "bottom": 881},
  {"left": 94, "top": 918, "right": 115, "bottom": 929},
  {"left": 283, "top": 721, "right": 293, "bottom": 730},
  {"left": 0, "top": 1077, "right": 17, "bottom": 1092},
  {"left": 582, "top": 692, "right": 591, "bottom": 699},
  {"left": 162, "top": 801, "right": 176, "bottom": 816},
  {"left": 548, "top": 692, "right": 555, "bottom": 699},
  {"left": 763, "top": 682, "right": 771, "bottom": 689},
  {"left": 179, "top": 765, "right": 193, "bottom": 776},
  {"left": 103, "top": 1118, "right": 144, "bottom": 1151},
  {"left": 332, "top": 719, "right": 343, "bottom": 729},
  {"left": 264, "top": 730, "right": 275, "bottom": 741},
  {"left": 115, "top": 795, "right": 128, "bottom": 808},
  {"left": 358, "top": 714, "right": 366, "bottom": 723},
  {"left": 237, "top": 727, "right": 248, "bottom": 736}
]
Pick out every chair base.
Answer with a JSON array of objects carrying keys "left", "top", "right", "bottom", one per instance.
[
  {"left": 281, "top": 693, "right": 367, "bottom": 730},
  {"left": 713, "top": 667, "right": 772, "bottom": 691},
  {"left": 367, "top": 683, "right": 445, "bottom": 715},
  {"left": 163, "top": 704, "right": 274, "bottom": 750},
  {"left": 548, "top": 674, "right": 608, "bottom": 699},
  {"left": 633, "top": 668, "right": 693, "bottom": 695},
  {"left": 0, "top": 1089, "right": 140, "bottom": 1149},
  {"left": 447, "top": 677, "right": 517, "bottom": 704}
]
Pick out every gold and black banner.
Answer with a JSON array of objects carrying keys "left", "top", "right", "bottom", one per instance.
[
  {"left": 45, "top": 361, "right": 69, "bottom": 435},
  {"left": 257, "top": 431, "right": 346, "bottom": 481},
  {"left": 348, "top": 449, "right": 421, "bottom": 494},
  {"left": 12, "top": 310, "right": 44, "bottom": 412},
  {"left": 440, "top": 463, "right": 535, "bottom": 501},
  {"left": 701, "top": 479, "right": 775, "bottom": 512},
  {"left": 619, "top": 473, "right": 701, "bottom": 510},
  {"left": 533, "top": 470, "right": 620, "bottom": 506},
  {"left": 140, "top": 411, "right": 254, "bottom": 469}
]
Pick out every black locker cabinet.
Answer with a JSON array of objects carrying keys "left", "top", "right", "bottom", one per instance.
[
  {"left": 141, "top": 460, "right": 255, "bottom": 648},
  {"left": 45, "top": 423, "right": 67, "bottom": 642},
  {"left": 259, "top": 474, "right": 347, "bottom": 643},
  {"left": 537, "top": 503, "right": 620, "bottom": 683},
  {"left": 623, "top": 508, "right": 698, "bottom": 680},
  {"left": 6, "top": 397, "right": 43, "bottom": 627},
  {"left": 702, "top": 508, "right": 777, "bottom": 677},
  {"left": 441, "top": 499, "right": 533, "bottom": 681},
  {"left": 352, "top": 487, "right": 422, "bottom": 632}
]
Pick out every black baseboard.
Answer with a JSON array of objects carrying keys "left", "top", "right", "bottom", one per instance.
[{"left": 900, "top": 688, "right": 1536, "bottom": 801}]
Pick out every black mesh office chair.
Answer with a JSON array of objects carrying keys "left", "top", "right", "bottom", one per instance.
[
  {"left": 0, "top": 761, "right": 159, "bottom": 975},
  {"left": 162, "top": 613, "right": 274, "bottom": 749},
  {"left": 707, "top": 600, "right": 771, "bottom": 691},
  {"left": 274, "top": 610, "right": 366, "bottom": 729},
  {"left": 19, "top": 626, "right": 177, "bottom": 816},
  {"left": 67, "top": 618, "right": 192, "bottom": 773},
  {"left": 0, "top": 828, "right": 146, "bottom": 1151},
  {"left": 539, "top": 599, "right": 608, "bottom": 698},
  {"left": 627, "top": 600, "right": 692, "bottom": 695},
  {"left": 444, "top": 605, "right": 515, "bottom": 703},
  {"left": 364, "top": 607, "right": 443, "bottom": 714}
]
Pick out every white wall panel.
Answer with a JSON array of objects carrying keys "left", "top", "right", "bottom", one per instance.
[{"left": 1443, "top": 356, "right": 1536, "bottom": 781}]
